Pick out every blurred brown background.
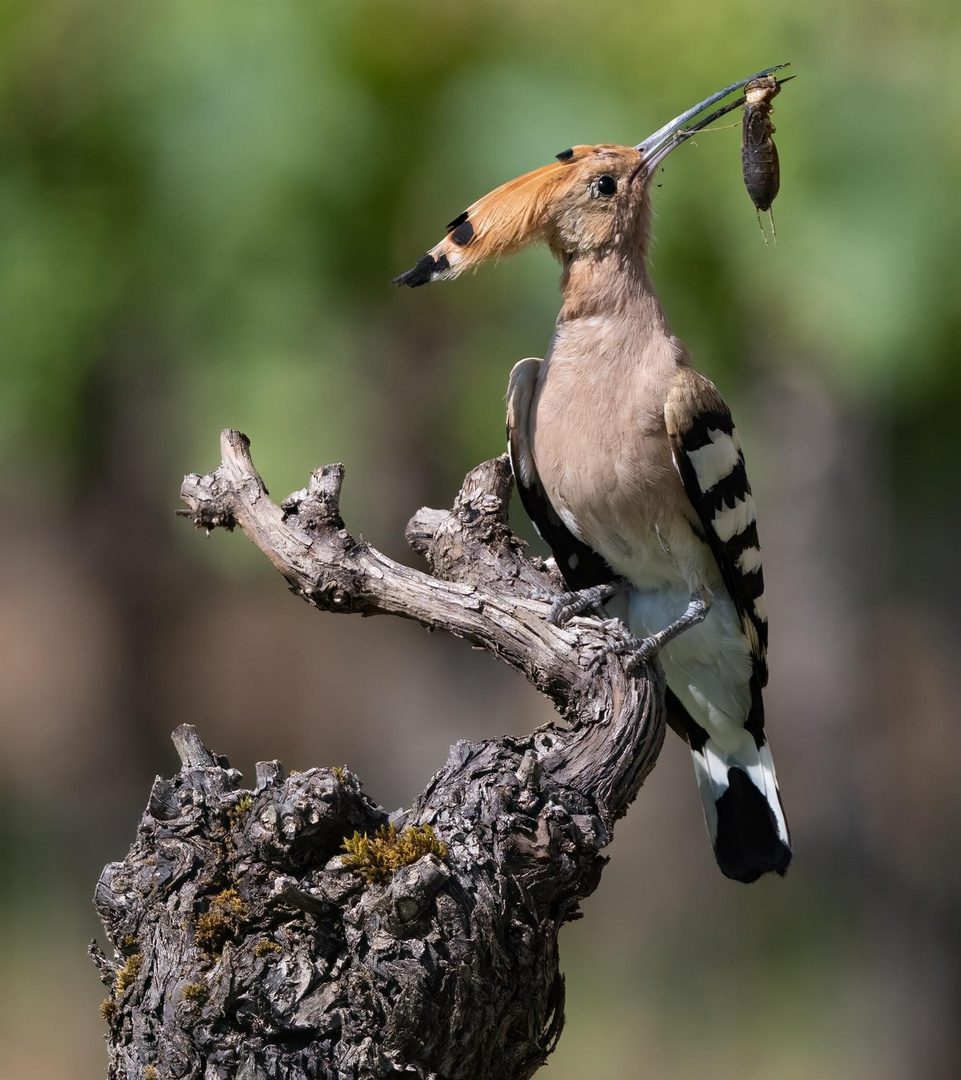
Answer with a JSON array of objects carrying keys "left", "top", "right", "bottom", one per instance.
[{"left": 2, "top": 1, "right": 960, "bottom": 1077}]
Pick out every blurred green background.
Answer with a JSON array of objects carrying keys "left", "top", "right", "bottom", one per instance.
[{"left": 2, "top": 1, "right": 960, "bottom": 1076}]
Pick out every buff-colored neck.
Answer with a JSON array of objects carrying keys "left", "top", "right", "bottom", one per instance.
[{"left": 557, "top": 245, "right": 670, "bottom": 332}]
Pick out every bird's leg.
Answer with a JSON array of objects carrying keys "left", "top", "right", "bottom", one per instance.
[
  {"left": 590, "top": 591, "right": 712, "bottom": 672},
  {"left": 547, "top": 581, "right": 626, "bottom": 627},
  {"left": 627, "top": 590, "right": 712, "bottom": 669}
]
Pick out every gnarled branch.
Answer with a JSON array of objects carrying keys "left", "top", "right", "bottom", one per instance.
[{"left": 93, "top": 430, "right": 665, "bottom": 1080}]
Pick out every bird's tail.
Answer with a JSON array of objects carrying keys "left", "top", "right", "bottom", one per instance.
[{"left": 690, "top": 736, "right": 791, "bottom": 883}]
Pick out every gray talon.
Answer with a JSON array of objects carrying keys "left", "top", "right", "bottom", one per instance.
[
  {"left": 545, "top": 581, "right": 625, "bottom": 628},
  {"left": 588, "top": 632, "right": 641, "bottom": 673},
  {"left": 548, "top": 599, "right": 576, "bottom": 626},
  {"left": 625, "top": 637, "right": 659, "bottom": 672},
  {"left": 588, "top": 631, "right": 664, "bottom": 675},
  {"left": 587, "top": 649, "right": 613, "bottom": 675}
]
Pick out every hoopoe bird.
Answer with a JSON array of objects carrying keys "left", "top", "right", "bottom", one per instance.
[{"left": 394, "top": 71, "right": 791, "bottom": 883}]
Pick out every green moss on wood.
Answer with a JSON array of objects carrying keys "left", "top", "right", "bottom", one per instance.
[
  {"left": 194, "top": 888, "right": 249, "bottom": 953},
  {"left": 227, "top": 793, "right": 253, "bottom": 827},
  {"left": 341, "top": 823, "right": 447, "bottom": 884},
  {"left": 101, "top": 951, "right": 143, "bottom": 1025},
  {"left": 116, "top": 953, "right": 143, "bottom": 994},
  {"left": 182, "top": 982, "right": 208, "bottom": 1004}
]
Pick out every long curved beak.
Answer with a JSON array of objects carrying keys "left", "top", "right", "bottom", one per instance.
[{"left": 635, "top": 64, "right": 791, "bottom": 179}]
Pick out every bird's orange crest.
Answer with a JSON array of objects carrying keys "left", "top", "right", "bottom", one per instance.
[{"left": 393, "top": 144, "right": 645, "bottom": 287}]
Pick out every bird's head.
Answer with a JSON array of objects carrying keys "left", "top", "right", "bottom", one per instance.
[
  {"left": 392, "top": 67, "right": 786, "bottom": 288},
  {"left": 392, "top": 144, "right": 648, "bottom": 288}
]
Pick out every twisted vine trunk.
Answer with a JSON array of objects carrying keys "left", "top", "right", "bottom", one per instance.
[{"left": 91, "top": 431, "right": 665, "bottom": 1080}]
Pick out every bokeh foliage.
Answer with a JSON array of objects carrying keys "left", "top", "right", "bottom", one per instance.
[
  {"left": 1, "top": 2, "right": 960, "bottom": 1078},
  {"left": 4, "top": 0, "right": 958, "bottom": 495}
]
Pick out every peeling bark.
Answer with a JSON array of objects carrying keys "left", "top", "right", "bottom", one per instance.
[{"left": 92, "top": 430, "right": 665, "bottom": 1080}]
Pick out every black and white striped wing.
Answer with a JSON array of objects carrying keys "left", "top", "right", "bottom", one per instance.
[
  {"left": 506, "top": 358, "right": 615, "bottom": 592},
  {"left": 665, "top": 372, "right": 769, "bottom": 688},
  {"left": 665, "top": 371, "right": 793, "bottom": 882}
]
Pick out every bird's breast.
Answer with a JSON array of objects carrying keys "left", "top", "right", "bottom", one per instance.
[{"left": 529, "top": 328, "right": 715, "bottom": 591}]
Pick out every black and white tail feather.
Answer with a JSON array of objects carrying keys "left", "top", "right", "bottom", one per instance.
[{"left": 676, "top": 691, "right": 791, "bottom": 882}]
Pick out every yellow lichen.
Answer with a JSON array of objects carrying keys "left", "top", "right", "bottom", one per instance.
[
  {"left": 143, "top": 1067, "right": 158, "bottom": 1080},
  {"left": 255, "top": 938, "right": 282, "bottom": 958},
  {"left": 100, "top": 996, "right": 117, "bottom": 1024},
  {"left": 341, "top": 823, "right": 447, "bottom": 884},
  {"left": 195, "top": 888, "right": 249, "bottom": 953}
]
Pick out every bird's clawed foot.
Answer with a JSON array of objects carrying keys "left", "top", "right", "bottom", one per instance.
[
  {"left": 547, "top": 582, "right": 624, "bottom": 627},
  {"left": 589, "top": 591, "right": 712, "bottom": 673},
  {"left": 588, "top": 632, "right": 658, "bottom": 674}
]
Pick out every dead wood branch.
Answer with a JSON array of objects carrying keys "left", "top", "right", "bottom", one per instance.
[{"left": 92, "top": 430, "right": 665, "bottom": 1080}]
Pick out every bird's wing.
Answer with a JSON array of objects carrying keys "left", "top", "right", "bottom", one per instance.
[
  {"left": 664, "top": 368, "right": 769, "bottom": 691},
  {"left": 507, "top": 358, "right": 616, "bottom": 591},
  {"left": 666, "top": 370, "right": 789, "bottom": 878}
]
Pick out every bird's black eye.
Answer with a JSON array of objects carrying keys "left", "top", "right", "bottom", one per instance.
[{"left": 596, "top": 174, "right": 617, "bottom": 196}]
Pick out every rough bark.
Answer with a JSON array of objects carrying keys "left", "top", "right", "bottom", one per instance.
[{"left": 92, "top": 429, "right": 666, "bottom": 1080}]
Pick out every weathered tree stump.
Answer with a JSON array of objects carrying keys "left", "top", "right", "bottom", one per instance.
[{"left": 91, "top": 430, "right": 665, "bottom": 1080}]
